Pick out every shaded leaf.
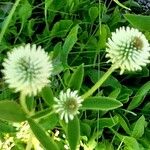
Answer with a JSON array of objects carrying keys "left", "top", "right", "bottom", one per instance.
[
  {"left": 39, "top": 113, "right": 58, "bottom": 130},
  {"left": 41, "top": 86, "right": 54, "bottom": 106},
  {"left": 89, "top": 6, "right": 98, "bottom": 22},
  {"left": 28, "top": 118, "right": 59, "bottom": 150},
  {"left": 0, "top": 120, "right": 16, "bottom": 133},
  {"left": 128, "top": 81, "right": 150, "bottom": 110},
  {"left": 0, "top": 100, "right": 26, "bottom": 122},
  {"left": 117, "top": 113, "right": 131, "bottom": 135},
  {"left": 61, "top": 25, "right": 79, "bottom": 67},
  {"left": 87, "top": 69, "right": 121, "bottom": 89},
  {"left": 68, "top": 64, "right": 84, "bottom": 90},
  {"left": 51, "top": 20, "right": 73, "bottom": 38},
  {"left": 95, "top": 116, "right": 119, "bottom": 129}
]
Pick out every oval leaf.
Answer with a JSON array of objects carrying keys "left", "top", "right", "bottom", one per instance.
[
  {"left": 27, "top": 118, "right": 59, "bottom": 150},
  {"left": 68, "top": 64, "right": 84, "bottom": 90},
  {"left": 124, "top": 14, "right": 150, "bottom": 31},
  {"left": 51, "top": 20, "right": 73, "bottom": 38},
  {"left": 128, "top": 81, "right": 150, "bottom": 110},
  {"left": 0, "top": 100, "right": 26, "bottom": 122},
  {"left": 123, "top": 136, "right": 140, "bottom": 150},
  {"left": 67, "top": 116, "right": 80, "bottom": 150},
  {"left": 41, "top": 86, "right": 54, "bottom": 106},
  {"left": 61, "top": 25, "right": 79, "bottom": 67},
  {"left": 131, "top": 115, "right": 145, "bottom": 138},
  {"left": 94, "top": 116, "right": 119, "bottom": 129},
  {"left": 81, "top": 96, "right": 122, "bottom": 111},
  {"left": 89, "top": 6, "right": 98, "bottom": 22}
]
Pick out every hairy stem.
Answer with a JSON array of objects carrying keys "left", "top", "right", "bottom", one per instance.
[{"left": 20, "top": 93, "right": 30, "bottom": 114}]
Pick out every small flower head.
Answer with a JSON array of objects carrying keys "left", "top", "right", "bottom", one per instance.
[
  {"left": 106, "top": 26, "right": 150, "bottom": 74},
  {"left": 54, "top": 89, "right": 83, "bottom": 123},
  {"left": 2, "top": 43, "right": 53, "bottom": 96}
]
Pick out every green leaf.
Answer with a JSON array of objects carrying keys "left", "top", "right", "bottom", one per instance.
[
  {"left": 27, "top": 19, "right": 35, "bottom": 37},
  {"left": 45, "top": 0, "right": 53, "bottom": 12},
  {"left": 18, "top": 0, "right": 32, "bottom": 28},
  {"left": 97, "top": 24, "right": 109, "bottom": 49},
  {"left": 80, "top": 122, "right": 91, "bottom": 137},
  {"left": 82, "top": 97, "right": 122, "bottom": 111},
  {"left": 131, "top": 115, "right": 146, "bottom": 138},
  {"left": 118, "top": 85, "right": 133, "bottom": 103},
  {"left": 67, "top": 116, "right": 80, "bottom": 150},
  {"left": 0, "top": 100, "right": 26, "bottom": 122},
  {"left": 123, "top": 136, "right": 140, "bottom": 150},
  {"left": 31, "top": 108, "right": 52, "bottom": 119},
  {"left": 96, "top": 141, "right": 114, "bottom": 150},
  {"left": 87, "top": 69, "right": 121, "bottom": 89},
  {"left": 52, "top": 42, "right": 62, "bottom": 59},
  {"left": 94, "top": 116, "right": 119, "bottom": 129},
  {"left": 110, "top": 7, "right": 122, "bottom": 27},
  {"left": 89, "top": 6, "right": 98, "bottom": 22},
  {"left": 117, "top": 113, "right": 131, "bottom": 135},
  {"left": 27, "top": 118, "right": 59, "bottom": 150},
  {"left": 108, "top": 88, "right": 121, "bottom": 99},
  {"left": 112, "top": 130, "right": 140, "bottom": 150},
  {"left": 68, "top": 64, "right": 84, "bottom": 90},
  {"left": 19, "top": 0, "right": 32, "bottom": 21},
  {"left": 39, "top": 114, "right": 58, "bottom": 130},
  {"left": 51, "top": 20, "right": 73, "bottom": 38},
  {"left": 128, "top": 81, "right": 150, "bottom": 110},
  {"left": 41, "top": 86, "right": 54, "bottom": 106},
  {"left": 0, "top": 120, "right": 16, "bottom": 133},
  {"left": 124, "top": 14, "right": 150, "bottom": 31},
  {"left": 61, "top": 25, "right": 79, "bottom": 67},
  {"left": 63, "top": 70, "right": 71, "bottom": 86}
]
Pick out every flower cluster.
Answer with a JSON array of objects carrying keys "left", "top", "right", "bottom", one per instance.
[
  {"left": 14, "top": 121, "right": 43, "bottom": 150},
  {"left": 0, "top": 134, "right": 15, "bottom": 150},
  {"left": 0, "top": 121, "right": 43, "bottom": 150},
  {"left": 106, "top": 26, "right": 150, "bottom": 74},
  {"left": 2, "top": 43, "right": 53, "bottom": 96},
  {"left": 53, "top": 89, "right": 83, "bottom": 123}
]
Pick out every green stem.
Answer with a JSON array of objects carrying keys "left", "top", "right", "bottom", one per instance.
[
  {"left": 20, "top": 93, "right": 30, "bottom": 114},
  {"left": 0, "top": 0, "right": 21, "bottom": 43},
  {"left": 81, "top": 65, "right": 116, "bottom": 99}
]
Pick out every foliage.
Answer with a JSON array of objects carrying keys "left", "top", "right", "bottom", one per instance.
[{"left": 0, "top": 0, "right": 150, "bottom": 150}]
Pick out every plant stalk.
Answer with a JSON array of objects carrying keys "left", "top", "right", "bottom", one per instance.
[
  {"left": 82, "top": 65, "right": 116, "bottom": 99},
  {"left": 20, "top": 93, "right": 30, "bottom": 114}
]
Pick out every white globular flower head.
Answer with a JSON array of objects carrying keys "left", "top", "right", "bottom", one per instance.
[
  {"left": 106, "top": 26, "right": 150, "bottom": 74},
  {"left": 53, "top": 89, "right": 83, "bottom": 123},
  {"left": 2, "top": 43, "right": 53, "bottom": 96}
]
